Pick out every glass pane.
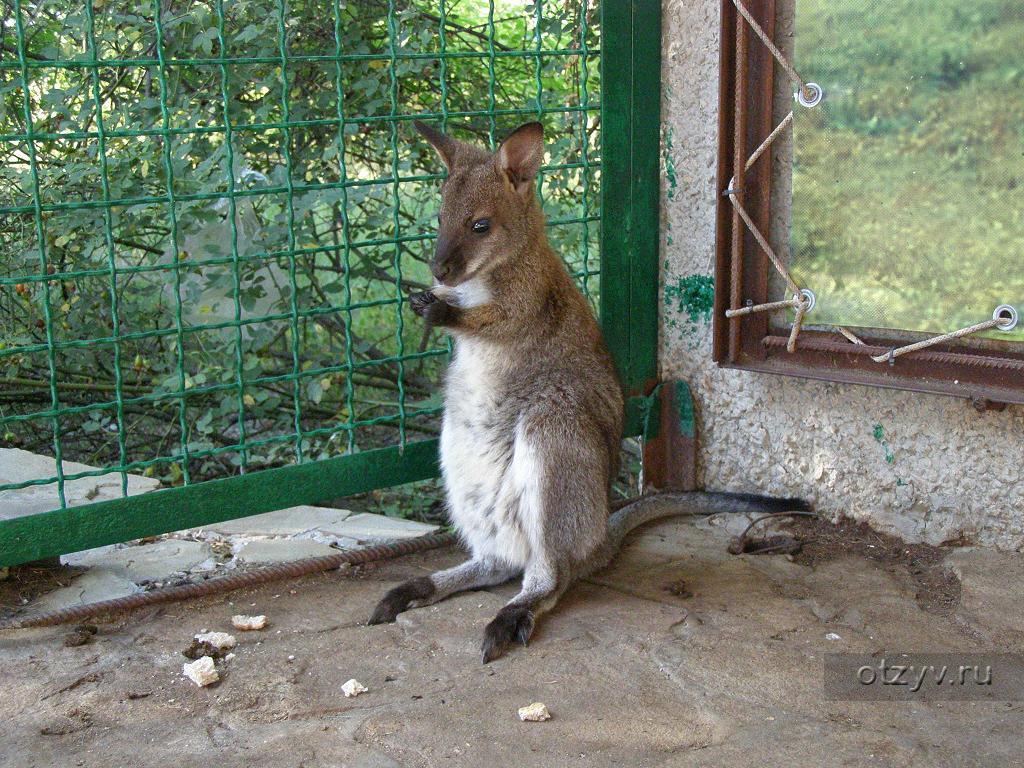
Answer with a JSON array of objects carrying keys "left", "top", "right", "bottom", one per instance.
[{"left": 789, "top": 0, "right": 1024, "bottom": 341}]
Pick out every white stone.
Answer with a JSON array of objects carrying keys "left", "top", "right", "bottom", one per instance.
[
  {"left": 341, "top": 679, "right": 368, "bottom": 697},
  {"left": 231, "top": 614, "right": 267, "bottom": 631},
  {"left": 517, "top": 702, "right": 551, "bottom": 722},
  {"left": 200, "top": 505, "right": 354, "bottom": 537},
  {"left": 35, "top": 569, "right": 141, "bottom": 611},
  {"left": 182, "top": 656, "right": 219, "bottom": 687},
  {"left": 63, "top": 539, "right": 211, "bottom": 583},
  {"left": 193, "top": 631, "right": 236, "bottom": 651},
  {"left": 330, "top": 513, "right": 439, "bottom": 541},
  {"left": 234, "top": 538, "right": 339, "bottom": 564},
  {"left": 0, "top": 447, "right": 161, "bottom": 521}
]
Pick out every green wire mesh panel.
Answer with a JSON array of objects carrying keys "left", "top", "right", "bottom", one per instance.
[{"left": 0, "top": 1, "right": 601, "bottom": 525}]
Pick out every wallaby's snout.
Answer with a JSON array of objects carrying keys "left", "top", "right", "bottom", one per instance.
[
  {"left": 430, "top": 258, "right": 450, "bottom": 283},
  {"left": 430, "top": 234, "right": 459, "bottom": 283}
]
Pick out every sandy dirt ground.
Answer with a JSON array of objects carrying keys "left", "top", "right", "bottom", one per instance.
[{"left": 3, "top": 515, "right": 1022, "bottom": 767}]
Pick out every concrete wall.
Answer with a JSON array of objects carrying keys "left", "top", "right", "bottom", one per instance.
[{"left": 659, "top": 0, "right": 1024, "bottom": 549}]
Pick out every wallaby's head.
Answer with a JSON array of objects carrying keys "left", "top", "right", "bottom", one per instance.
[{"left": 413, "top": 120, "right": 544, "bottom": 287}]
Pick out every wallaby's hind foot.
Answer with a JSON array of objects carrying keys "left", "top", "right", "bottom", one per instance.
[
  {"left": 368, "top": 557, "right": 520, "bottom": 626},
  {"left": 367, "top": 576, "right": 435, "bottom": 625},
  {"left": 481, "top": 605, "right": 535, "bottom": 664}
]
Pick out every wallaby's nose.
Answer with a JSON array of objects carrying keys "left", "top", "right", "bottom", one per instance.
[{"left": 431, "top": 260, "right": 450, "bottom": 282}]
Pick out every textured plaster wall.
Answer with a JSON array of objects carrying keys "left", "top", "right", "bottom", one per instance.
[{"left": 659, "top": 0, "right": 1024, "bottom": 549}]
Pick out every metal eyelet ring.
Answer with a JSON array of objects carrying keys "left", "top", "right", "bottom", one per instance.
[
  {"left": 993, "top": 304, "right": 1018, "bottom": 332},
  {"left": 797, "top": 288, "right": 816, "bottom": 313},
  {"left": 795, "top": 82, "right": 823, "bottom": 108}
]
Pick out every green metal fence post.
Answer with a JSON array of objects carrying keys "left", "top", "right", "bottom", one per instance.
[{"left": 600, "top": 0, "right": 662, "bottom": 406}]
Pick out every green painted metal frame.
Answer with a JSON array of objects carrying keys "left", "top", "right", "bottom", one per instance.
[
  {"left": 0, "top": 0, "right": 662, "bottom": 568},
  {"left": 599, "top": 0, "right": 661, "bottom": 398}
]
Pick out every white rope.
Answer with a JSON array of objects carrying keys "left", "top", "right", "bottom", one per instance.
[
  {"left": 871, "top": 315, "right": 1013, "bottom": 364},
  {"left": 836, "top": 326, "right": 867, "bottom": 345},
  {"left": 725, "top": 295, "right": 803, "bottom": 318},
  {"left": 746, "top": 112, "right": 793, "bottom": 172},
  {"left": 731, "top": 0, "right": 812, "bottom": 99},
  {"left": 724, "top": 187, "right": 801, "bottom": 297}
]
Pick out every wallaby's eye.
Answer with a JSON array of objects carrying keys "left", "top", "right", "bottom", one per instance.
[{"left": 471, "top": 218, "right": 490, "bottom": 234}]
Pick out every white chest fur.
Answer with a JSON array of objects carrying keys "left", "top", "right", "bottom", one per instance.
[
  {"left": 439, "top": 338, "right": 539, "bottom": 568},
  {"left": 433, "top": 277, "right": 492, "bottom": 309}
]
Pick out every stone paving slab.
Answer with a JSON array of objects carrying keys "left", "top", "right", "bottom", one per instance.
[
  {"left": 63, "top": 540, "right": 214, "bottom": 583},
  {"left": 0, "top": 448, "right": 161, "bottom": 521},
  {"left": 234, "top": 538, "right": 344, "bottom": 565},
  {"left": 201, "top": 505, "right": 355, "bottom": 537},
  {"left": 33, "top": 569, "right": 142, "bottom": 612},
  {"left": 328, "top": 512, "right": 439, "bottom": 541}
]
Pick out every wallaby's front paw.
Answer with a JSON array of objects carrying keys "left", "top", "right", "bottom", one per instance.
[
  {"left": 409, "top": 290, "right": 438, "bottom": 317},
  {"left": 409, "top": 291, "right": 453, "bottom": 325},
  {"left": 367, "top": 577, "right": 434, "bottom": 625},
  {"left": 480, "top": 605, "right": 535, "bottom": 663}
]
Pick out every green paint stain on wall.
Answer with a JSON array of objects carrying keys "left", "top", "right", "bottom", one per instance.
[
  {"left": 872, "top": 423, "right": 895, "bottom": 464},
  {"left": 663, "top": 125, "right": 677, "bottom": 201},
  {"left": 665, "top": 274, "right": 715, "bottom": 324},
  {"left": 675, "top": 381, "right": 695, "bottom": 438}
]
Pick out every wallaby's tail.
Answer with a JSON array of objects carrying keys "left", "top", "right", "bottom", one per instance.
[{"left": 586, "top": 492, "right": 810, "bottom": 575}]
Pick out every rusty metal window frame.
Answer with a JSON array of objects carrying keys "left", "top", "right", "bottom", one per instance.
[{"left": 712, "top": 0, "right": 1024, "bottom": 407}]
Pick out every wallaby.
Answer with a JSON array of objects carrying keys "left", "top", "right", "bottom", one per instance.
[{"left": 368, "top": 121, "right": 807, "bottom": 663}]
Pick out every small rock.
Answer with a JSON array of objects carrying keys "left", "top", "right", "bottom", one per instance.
[
  {"left": 825, "top": 632, "right": 842, "bottom": 641},
  {"left": 231, "top": 614, "right": 267, "bottom": 631},
  {"left": 224, "top": 652, "right": 236, "bottom": 662},
  {"left": 183, "top": 639, "right": 223, "bottom": 660},
  {"left": 518, "top": 702, "right": 551, "bottom": 722},
  {"left": 63, "top": 624, "right": 98, "bottom": 647},
  {"left": 63, "top": 631, "right": 92, "bottom": 648},
  {"left": 342, "top": 679, "right": 368, "bottom": 697},
  {"left": 182, "top": 656, "right": 219, "bottom": 687},
  {"left": 193, "top": 631, "right": 236, "bottom": 651}
]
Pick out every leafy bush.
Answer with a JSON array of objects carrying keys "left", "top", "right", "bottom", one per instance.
[{"left": 0, "top": 0, "right": 601, "bottom": 485}]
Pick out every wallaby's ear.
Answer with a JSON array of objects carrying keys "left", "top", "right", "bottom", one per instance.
[
  {"left": 496, "top": 122, "right": 544, "bottom": 196},
  {"left": 414, "top": 120, "right": 456, "bottom": 169}
]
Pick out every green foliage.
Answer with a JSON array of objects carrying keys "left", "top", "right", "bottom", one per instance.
[
  {"left": 0, "top": 0, "right": 601, "bottom": 486},
  {"left": 790, "top": 0, "right": 1023, "bottom": 340}
]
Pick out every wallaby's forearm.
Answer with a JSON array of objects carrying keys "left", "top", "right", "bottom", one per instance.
[{"left": 410, "top": 290, "right": 505, "bottom": 333}]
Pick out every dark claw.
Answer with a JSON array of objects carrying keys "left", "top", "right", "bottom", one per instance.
[
  {"left": 409, "top": 290, "right": 438, "bottom": 317},
  {"left": 480, "top": 605, "right": 535, "bottom": 664},
  {"left": 368, "top": 577, "right": 434, "bottom": 625}
]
